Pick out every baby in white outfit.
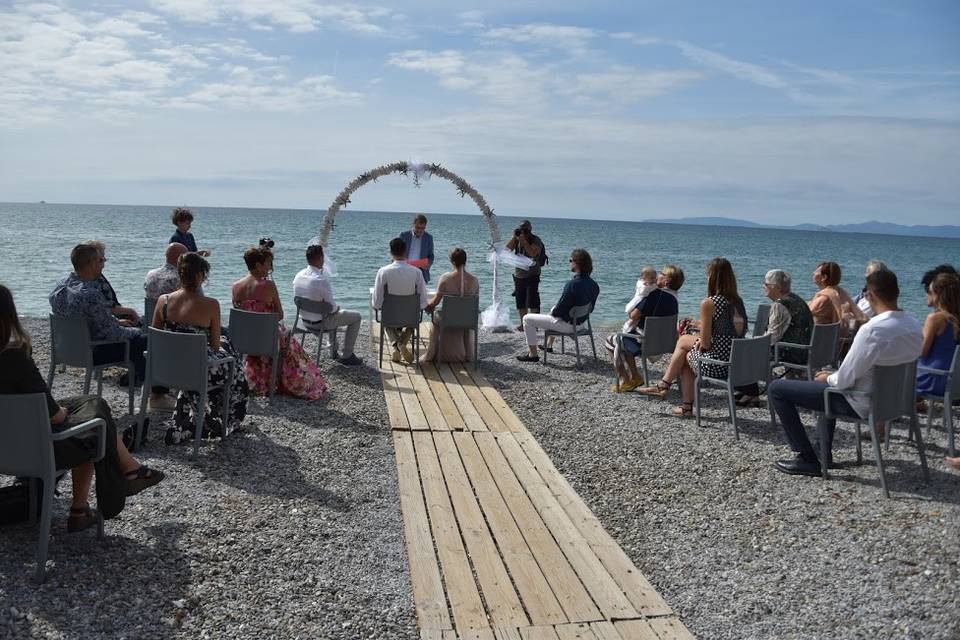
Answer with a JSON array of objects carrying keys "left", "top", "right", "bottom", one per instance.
[{"left": 622, "top": 266, "right": 658, "bottom": 333}]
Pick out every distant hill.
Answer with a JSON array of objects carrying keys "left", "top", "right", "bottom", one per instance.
[{"left": 642, "top": 216, "right": 960, "bottom": 239}]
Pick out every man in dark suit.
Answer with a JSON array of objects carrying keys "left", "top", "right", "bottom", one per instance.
[{"left": 399, "top": 214, "right": 435, "bottom": 284}]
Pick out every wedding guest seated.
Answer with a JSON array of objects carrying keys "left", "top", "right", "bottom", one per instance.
[
  {"left": 155, "top": 253, "right": 248, "bottom": 444},
  {"left": 420, "top": 248, "right": 480, "bottom": 364},
  {"left": 922, "top": 264, "right": 958, "bottom": 293},
  {"left": 808, "top": 261, "right": 865, "bottom": 336},
  {"left": 768, "top": 269, "right": 922, "bottom": 476},
  {"left": 853, "top": 259, "right": 887, "bottom": 319},
  {"left": 638, "top": 257, "right": 747, "bottom": 417},
  {"left": 292, "top": 242, "right": 363, "bottom": 366},
  {"left": 917, "top": 273, "right": 960, "bottom": 402},
  {"left": 372, "top": 237, "right": 428, "bottom": 364},
  {"left": 144, "top": 242, "right": 189, "bottom": 300},
  {"left": 53, "top": 240, "right": 140, "bottom": 326},
  {"left": 735, "top": 269, "right": 813, "bottom": 406},
  {"left": 50, "top": 244, "right": 172, "bottom": 410},
  {"left": 1, "top": 285, "right": 164, "bottom": 531},
  {"left": 232, "top": 244, "right": 328, "bottom": 399},
  {"left": 516, "top": 249, "right": 599, "bottom": 363},
  {"left": 610, "top": 265, "right": 684, "bottom": 391}
]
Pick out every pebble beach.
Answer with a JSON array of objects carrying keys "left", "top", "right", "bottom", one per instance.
[{"left": 1, "top": 317, "right": 958, "bottom": 639}]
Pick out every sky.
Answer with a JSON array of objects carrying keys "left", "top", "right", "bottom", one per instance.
[{"left": 1, "top": 0, "right": 959, "bottom": 225}]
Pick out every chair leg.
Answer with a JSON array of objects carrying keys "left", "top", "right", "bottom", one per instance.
[
  {"left": 819, "top": 418, "right": 830, "bottom": 480},
  {"left": 96, "top": 369, "right": 103, "bottom": 397},
  {"left": 135, "top": 372, "right": 152, "bottom": 450},
  {"left": 854, "top": 421, "right": 863, "bottom": 465},
  {"left": 694, "top": 378, "right": 702, "bottom": 428},
  {"left": 926, "top": 399, "right": 934, "bottom": 435},
  {"left": 269, "top": 351, "right": 279, "bottom": 402},
  {"left": 47, "top": 361, "right": 56, "bottom": 389},
  {"left": 727, "top": 384, "right": 739, "bottom": 440},
  {"left": 83, "top": 368, "right": 93, "bottom": 394},
  {"left": 574, "top": 334, "right": 581, "bottom": 369},
  {"left": 35, "top": 474, "right": 54, "bottom": 583},
  {"left": 869, "top": 417, "right": 890, "bottom": 498},
  {"left": 946, "top": 398, "right": 955, "bottom": 457},
  {"left": 911, "top": 413, "right": 930, "bottom": 483},
  {"left": 641, "top": 352, "right": 650, "bottom": 385},
  {"left": 542, "top": 333, "right": 548, "bottom": 364},
  {"left": 560, "top": 336, "right": 565, "bottom": 354},
  {"left": 414, "top": 324, "right": 420, "bottom": 367},
  {"left": 379, "top": 325, "right": 385, "bottom": 368}
]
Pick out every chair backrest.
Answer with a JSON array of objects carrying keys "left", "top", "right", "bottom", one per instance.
[
  {"left": 808, "top": 322, "right": 840, "bottom": 370},
  {"left": 293, "top": 296, "right": 335, "bottom": 318},
  {"left": 568, "top": 304, "right": 593, "bottom": 325},
  {"left": 752, "top": 304, "right": 771, "bottom": 337},
  {"left": 871, "top": 361, "right": 917, "bottom": 423},
  {"left": 144, "top": 297, "right": 158, "bottom": 327},
  {"left": 728, "top": 335, "right": 773, "bottom": 386},
  {"left": 381, "top": 293, "right": 421, "bottom": 328},
  {"left": 146, "top": 327, "right": 209, "bottom": 391},
  {"left": 641, "top": 315, "right": 679, "bottom": 359},
  {"left": 946, "top": 345, "right": 960, "bottom": 396},
  {"left": 229, "top": 308, "right": 280, "bottom": 357},
  {"left": 439, "top": 295, "right": 479, "bottom": 330},
  {"left": 0, "top": 394, "right": 54, "bottom": 477},
  {"left": 49, "top": 313, "right": 94, "bottom": 367}
]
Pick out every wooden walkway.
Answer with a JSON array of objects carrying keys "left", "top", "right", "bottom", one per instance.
[{"left": 376, "top": 324, "right": 694, "bottom": 640}]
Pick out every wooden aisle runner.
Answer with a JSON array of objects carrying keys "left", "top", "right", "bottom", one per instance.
[{"left": 376, "top": 323, "right": 694, "bottom": 640}]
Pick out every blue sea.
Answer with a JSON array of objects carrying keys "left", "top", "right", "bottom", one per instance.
[{"left": 2, "top": 202, "right": 957, "bottom": 326}]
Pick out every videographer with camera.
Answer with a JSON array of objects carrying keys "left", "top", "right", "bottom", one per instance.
[{"left": 505, "top": 219, "right": 546, "bottom": 331}]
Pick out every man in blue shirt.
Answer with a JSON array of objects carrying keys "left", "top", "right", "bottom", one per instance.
[
  {"left": 399, "top": 214, "right": 435, "bottom": 284},
  {"left": 517, "top": 249, "right": 599, "bottom": 362}
]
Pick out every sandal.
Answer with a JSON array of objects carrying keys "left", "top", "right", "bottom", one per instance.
[
  {"left": 671, "top": 402, "right": 694, "bottom": 418},
  {"left": 125, "top": 465, "right": 166, "bottom": 497},
  {"left": 67, "top": 505, "right": 98, "bottom": 533},
  {"left": 637, "top": 379, "right": 673, "bottom": 398}
]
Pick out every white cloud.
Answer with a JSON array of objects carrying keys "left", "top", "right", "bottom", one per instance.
[
  {"left": 181, "top": 74, "right": 361, "bottom": 111},
  {"left": 563, "top": 67, "right": 703, "bottom": 104},
  {"left": 483, "top": 23, "right": 597, "bottom": 53}
]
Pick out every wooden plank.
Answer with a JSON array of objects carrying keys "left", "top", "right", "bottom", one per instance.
[
  {"left": 612, "top": 619, "right": 664, "bottom": 640},
  {"left": 408, "top": 363, "right": 452, "bottom": 431},
  {"left": 513, "top": 431, "right": 674, "bottom": 618},
  {"left": 555, "top": 623, "right": 597, "bottom": 640},
  {"left": 462, "top": 367, "right": 526, "bottom": 433},
  {"left": 450, "top": 364, "right": 512, "bottom": 433},
  {"left": 413, "top": 431, "right": 489, "bottom": 633},
  {"left": 421, "top": 362, "right": 467, "bottom": 431},
  {"left": 494, "top": 628, "right": 523, "bottom": 640},
  {"left": 588, "top": 622, "right": 624, "bottom": 640},
  {"left": 496, "top": 433, "right": 638, "bottom": 621},
  {"left": 473, "top": 433, "right": 601, "bottom": 623},
  {"left": 436, "top": 363, "right": 488, "bottom": 432},
  {"left": 433, "top": 432, "right": 527, "bottom": 628},
  {"left": 454, "top": 432, "right": 567, "bottom": 626},
  {"left": 390, "top": 359, "right": 431, "bottom": 431},
  {"left": 381, "top": 366, "right": 410, "bottom": 430},
  {"left": 647, "top": 616, "right": 696, "bottom": 640},
  {"left": 519, "top": 627, "right": 561, "bottom": 640},
  {"left": 393, "top": 431, "right": 452, "bottom": 631}
]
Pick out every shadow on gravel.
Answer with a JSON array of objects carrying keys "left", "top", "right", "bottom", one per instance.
[
  {"left": 203, "top": 427, "right": 350, "bottom": 512},
  {"left": 825, "top": 460, "right": 960, "bottom": 504},
  {"left": 0, "top": 522, "right": 190, "bottom": 639}
]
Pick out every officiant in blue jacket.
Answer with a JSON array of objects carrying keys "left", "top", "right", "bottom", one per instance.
[{"left": 399, "top": 214, "right": 435, "bottom": 283}]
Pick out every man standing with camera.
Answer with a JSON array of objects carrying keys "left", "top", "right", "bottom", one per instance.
[{"left": 506, "top": 219, "right": 545, "bottom": 331}]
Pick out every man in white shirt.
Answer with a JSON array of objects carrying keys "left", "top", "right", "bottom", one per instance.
[
  {"left": 292, "top": 244, "right": 363, "bottom": 366},
  {"left": 372, "top": 237, "right": 428, "bottom": 363},
  {"left": 768, "top": 269, "right": 922, "bottom": 476}
]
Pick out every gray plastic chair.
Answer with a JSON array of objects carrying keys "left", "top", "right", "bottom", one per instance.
[
  {"left": 917, "top": 345, "right": 959, "bottom": 456},
  {"left": 47, "top": 313, "right": 135, "bottom": 415},
  {"left": 0, "top": 394, "right": 106, "bottom": 582},
  {"left": 772, "top": 322, "right": 840, "bottom": 380},
  {"left": 376, "top": 293, "right": 423, "bottom": 367},
  {"left": 543, "top": 303, "right": 597, "bottom": 368},
  {"left": 135, "top": 327, "right": 234, "bottom": 457},
  {"left": 695, "top": 334, "right": 773, "bottom": 439},
  {"left": 144, "top": 298, "right": 158, "bottom": 328},
  {"left": 618, "top": 315, "right": 679, "bottom": 384},
  {"left": 823, "top": 361, "right": 928, "bottom": 498},
  {"left": 228, "top": 308, "right": 280, "bottom": 400},
  {"left": 291, "top": 296, "right": 340, "bottom": 362},
  {"left": 434, "top": 295, "right": 480, "bottom": 365},
  {"left": 752, "top": 304, "right": 771, "bottom": 337}
]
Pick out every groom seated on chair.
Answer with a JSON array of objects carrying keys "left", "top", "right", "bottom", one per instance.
[
  {"left": 372, "top": 237, "right": 429, "bottom": 364},
  {"left": 292, "top": 243, "right": 364, "bottom": 366},
  {"left": 768, "top": 268, "right": 922, "bottom": 477}
]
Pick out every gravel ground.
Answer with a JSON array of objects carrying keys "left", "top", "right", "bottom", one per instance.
[
  {"left": 4, "top": 318, "right": 958, "bottom": 639},
  {"left": 1, "top": 317, "right": 417, "bottom": 640},
  {"left": 480, "top": 328, "right": 960, "bottom": 640}
]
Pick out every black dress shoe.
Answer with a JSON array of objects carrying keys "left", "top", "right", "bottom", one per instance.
[
  {"left": 516, "top": 354, "right": 540, "bottom": 362},
  {"left": 774, "top": 455, "right": 822, "bottom": 477}
]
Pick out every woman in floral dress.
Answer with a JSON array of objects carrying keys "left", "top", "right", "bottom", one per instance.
[
  {"left": 231, "top": 245, "right": 327, "bottom": 401},
  {"left": 153, "top": 253, "right": 249, "bottom": 444}
]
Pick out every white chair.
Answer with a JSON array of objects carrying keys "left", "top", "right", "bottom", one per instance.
[
  {"left": 291, "top": 296, "right": 339, "bottom": 362},
  {"left": 135, "top": 328, "right": 234, "bottom": 457},
  {"left": 543, "top": 303, "right": 597, "bottom": 368},
  {"left": 229, "top": 308, "right": 280, "bottom": 400},
  {"left": 47, "top": 313, "right": 135, "bottom": 415},
  {"left": 0, "top": 394, "right": 106, "bottom": 582},
  {"left": 917, "top": 345, "right": 959, "bottom": 457},
  {"left": 695, "top": 335, "right": 773, "bottom": 439},
  {"left": 822, "top": 361, "right": 929, "bottom": 498}
]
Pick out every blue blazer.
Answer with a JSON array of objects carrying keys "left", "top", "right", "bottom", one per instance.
[{"left": 399, "top": 230, "right": 435, "bottom": 283}]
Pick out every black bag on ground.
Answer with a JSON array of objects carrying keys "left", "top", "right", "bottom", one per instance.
[{"left": 0, "top": 480, "right": 42, "bottom": 526}]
